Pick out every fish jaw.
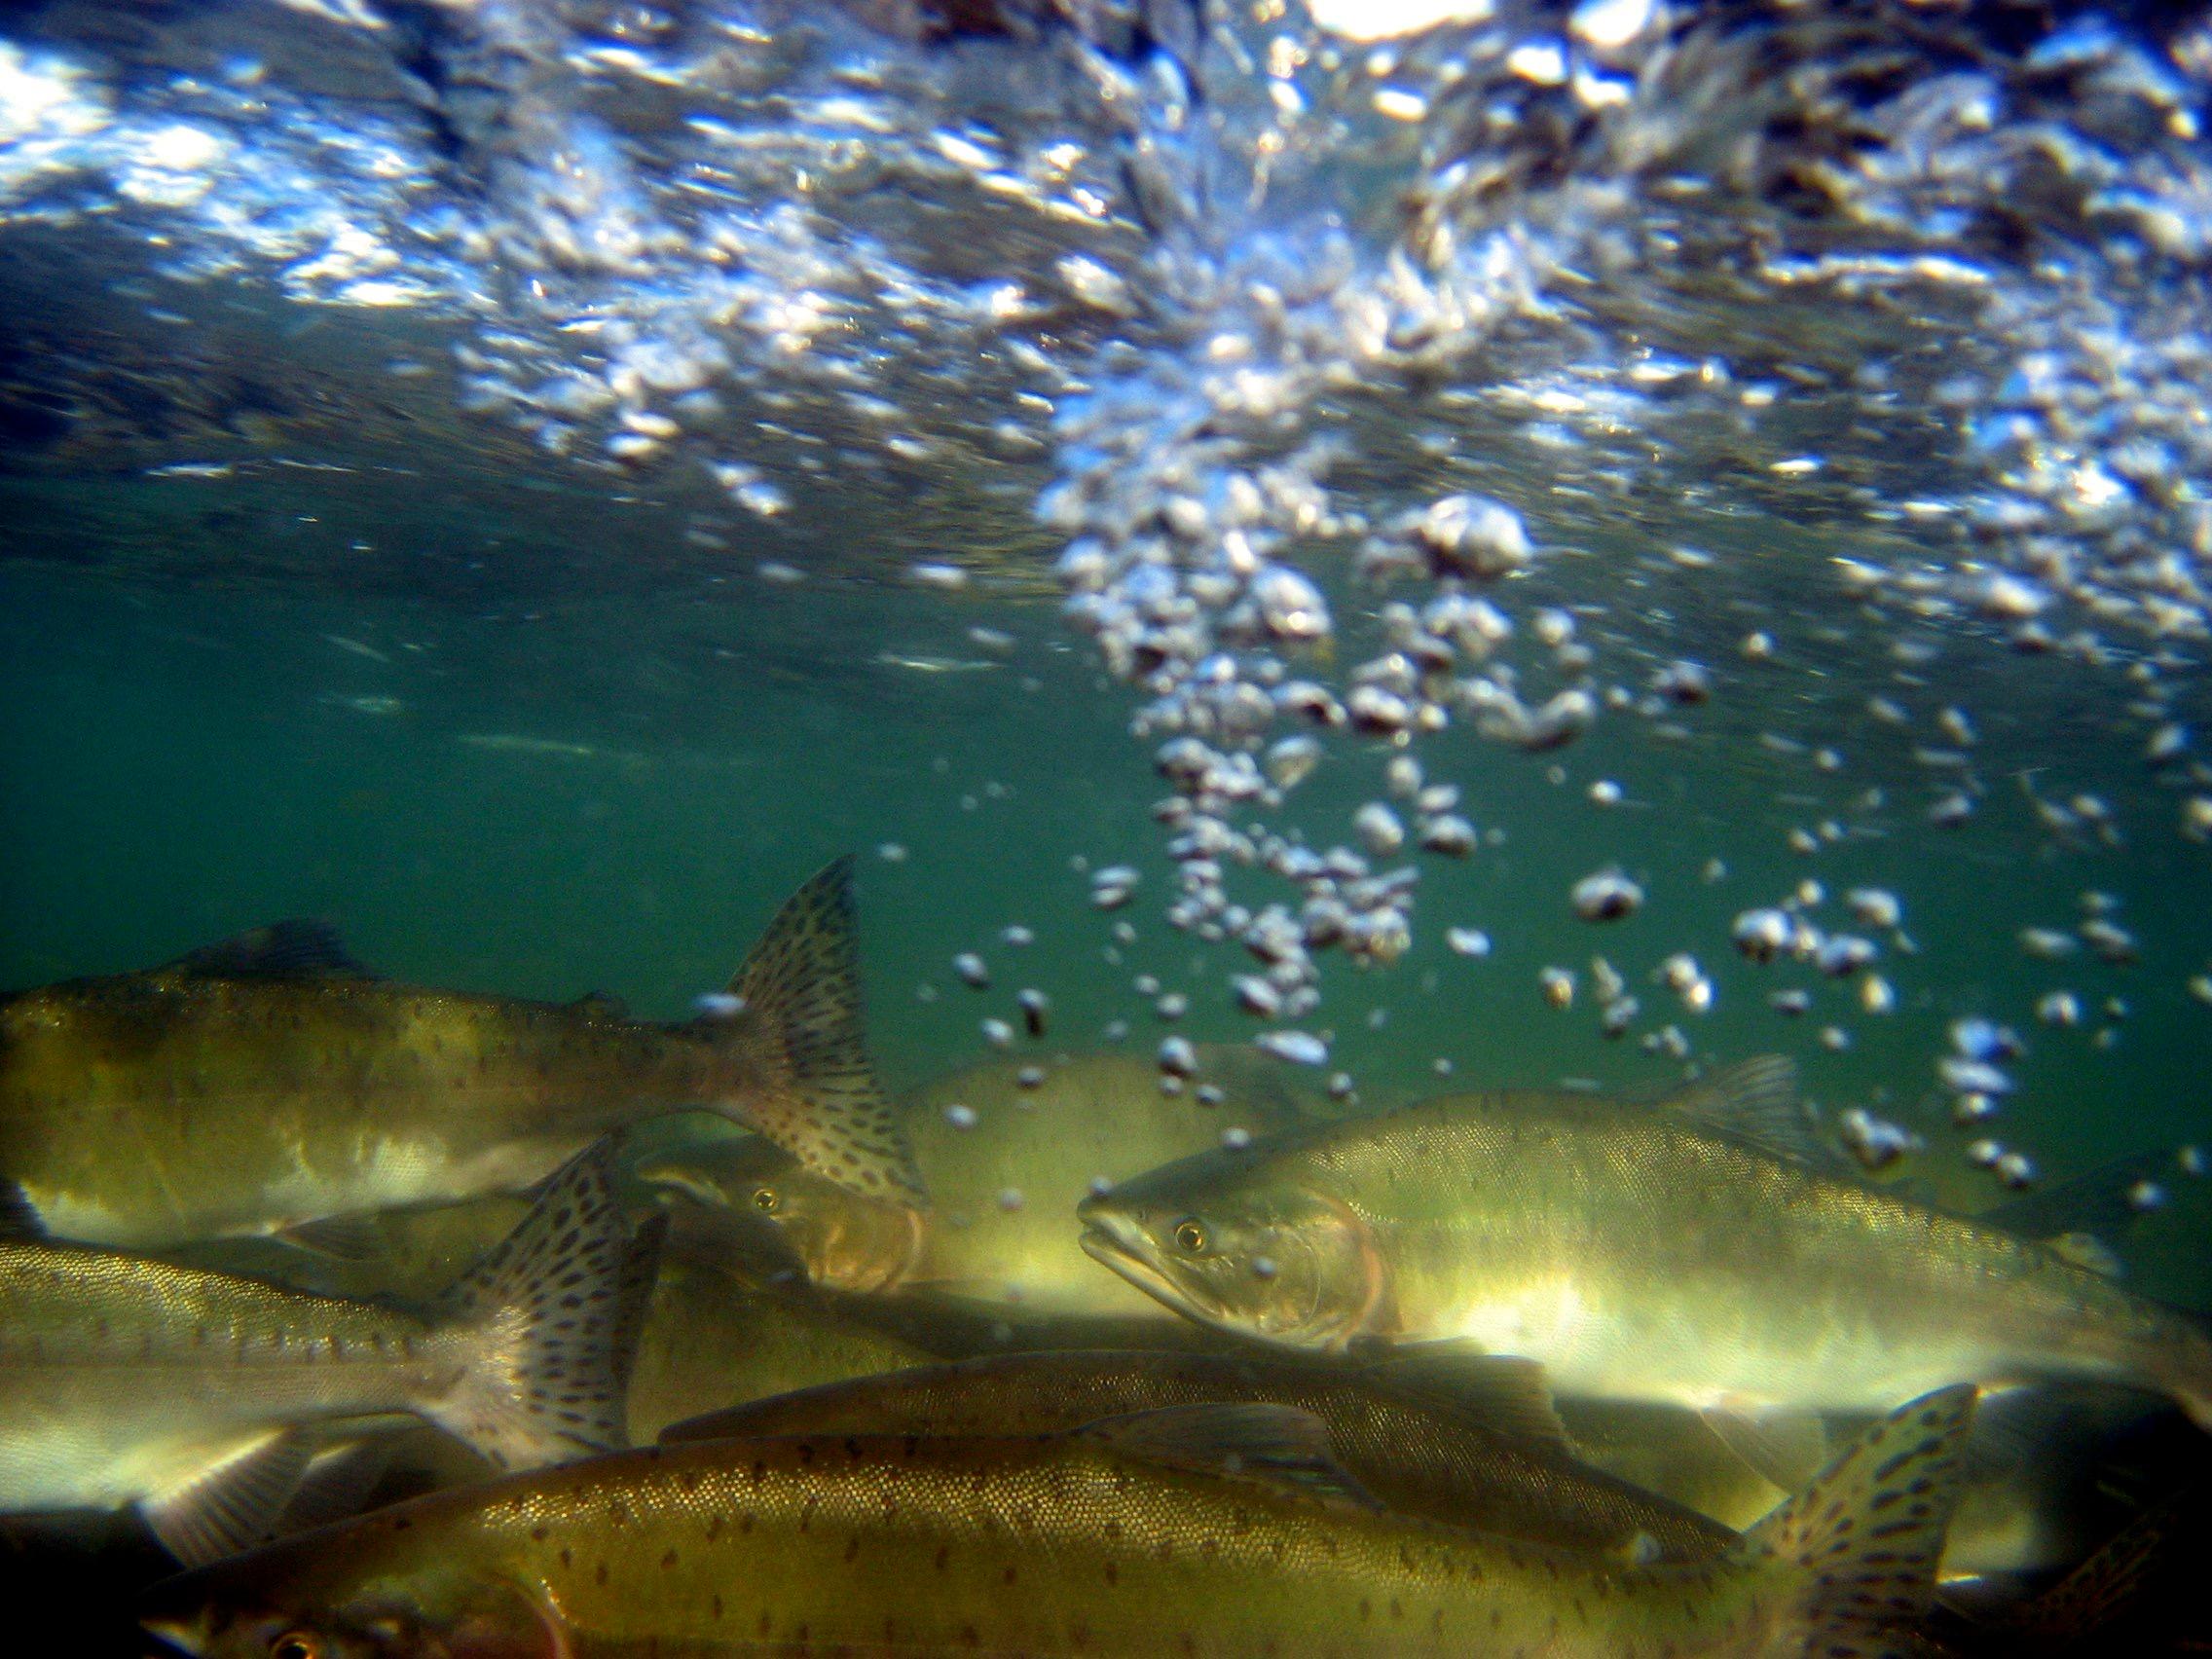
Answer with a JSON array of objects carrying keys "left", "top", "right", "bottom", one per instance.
[{"left": 1078, "top": 1216, "right": 1235, "bottom": 1336}]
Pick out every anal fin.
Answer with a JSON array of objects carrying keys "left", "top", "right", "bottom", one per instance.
[
  {"left": 141, "top": 1427, "right": 315, "bottom": 1567},
  {"left": 1363, "top": 1346, "right": 1571, "bottom": 1456}
]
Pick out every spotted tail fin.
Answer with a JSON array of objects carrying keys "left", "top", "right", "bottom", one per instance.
[
  {"left": 426, "top": 1138, "right": 661, "bottom": 1471},
  {"left": 1737, "top": 1385, "right": 1977, "bottom": 1657},
  {"left": 718, "top": 858, "right": 926, "bottom": 1205}
]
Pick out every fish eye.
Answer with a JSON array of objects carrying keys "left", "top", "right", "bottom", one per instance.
[
  {"left": 269, "top": 1634, "right": 321, "bottom": 1659},
  {"left": 1172, "top": 1218, "right": 1207, "bottom": 1254},
  {"left": 752, "top": 1187, "right": 779, "bottom": 1213}
]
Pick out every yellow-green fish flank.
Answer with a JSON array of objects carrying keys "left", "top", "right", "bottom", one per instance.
[
  {"left": 0, "top": 1141, "right": 655, "bottom": 1564},
  {"left": 0, "top": 860, "right": 919, "bottom": 1246},
  {"left": 1078, "top": 1059, "right": 2212, "bottom": 1428},
  {"left": 660, "top": 1346, "right": 1737, "bottom": 1560},
  {"left": 144, "top": 1389, "right": 1980, "bottom": 1658}
]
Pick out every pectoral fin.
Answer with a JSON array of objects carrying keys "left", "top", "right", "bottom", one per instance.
[
  {"left": 274, "top": 1212, "right": 388, "bottom": 1262},
  {"left": 141, "top": 1427, "right": 316, "bottom": 1566}
]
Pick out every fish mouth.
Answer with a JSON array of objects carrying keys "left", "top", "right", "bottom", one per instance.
[{"left": 1079, "top": 1217, "right": 1226, "bottom": 1332}]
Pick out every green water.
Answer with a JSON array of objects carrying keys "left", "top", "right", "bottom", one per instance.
[{"left": 7, "top": 554, "right": 2207, "bottom": 1305}]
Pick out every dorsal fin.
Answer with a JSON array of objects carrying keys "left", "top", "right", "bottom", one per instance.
[
  {"left": 166, "top": 921, "right": 370, "bottom": 980},
  {"left": 1080, "top": 1404, "right": 1379, "bottom": 1510},
  {"left": 1663, "top": 1055, "right": 1837, "bottom": 1168},
  {"left": 568, "top": 991, "right": 630, "bottom": 1021},
  {"left": 717, "top": 859, "right": 926, "bottom": 1206},
  {"left": 0, "top": 1178, "right": 47, "bottom": 1241}
]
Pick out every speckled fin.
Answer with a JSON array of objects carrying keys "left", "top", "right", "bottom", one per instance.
[
  {"left": 141, "top": 1427, "right": 315, "bottom": 1567},
  {"left": 428, "top": 1138, "right": 657, "bottom": 1471},
  {"left": 1663, "top": 1055, "right": 1836, "bottom": 1168},
  {"left": 2006, "top": 1481, "right": 2202, "bottom": 1646},
  {"left": 166, "top": 920, "right": 371, "bottom": 979},
  {"left": 721, "top": 858, "right": 927, "bottom": 1205},
  {"left": 1740, "top": 1385, "right": 1976, "bottom": 1655},
  {"left": 1083, "top": 1404, "right": 1381, "bottom": 1511}
]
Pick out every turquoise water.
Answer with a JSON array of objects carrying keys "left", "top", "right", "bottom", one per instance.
[{"left": 7, "top": 555, "right": 2208, "bottom": 1297}]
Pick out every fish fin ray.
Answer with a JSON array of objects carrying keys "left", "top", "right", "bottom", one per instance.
[
  {"left": 1364, "top": 1347, "right": 1571, "bottom": 1456},
  {"left": 427, "top": 1138, "right": 659, "bottom": 1470},
  {"left": 1081, "top": 1403, "right": 1381, "bottom": 1510},
  {"left": 1701, "top": 1405, "right": 1828, "bottom": 1493},
  {"left": 1663, "top": 1054, "right": 1838, "bottom": 1168},
  {"left": 1739, "top": 1385, "right": 1976, "bottom": 1650},
  {"left": 166, "top": 920, "right": 372, "bottom": 980},
  {"left": 140, "top": 1427, "right": 316, "bottom": 1567},
  {"left": 273, "top": 1212, "right": 387, "bottom": 1261},
  {"left": 2046, "top": 1230, "right": 2126, "bottom": 1276},
  {"left": 720, "top": 858, "right": 926, "bottom": 1205}
]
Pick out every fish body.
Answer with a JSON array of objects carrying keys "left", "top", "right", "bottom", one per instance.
[
  {"left": 0, "top": 1142, "right": 654, "bottom": 1564},
  {"left": 623, "top": 1259, "right": 938, "bottom": 1443},
  {"left": 0, "top": 860, "right": 919, "bottom": 1246},
  {"left": 662, "top": 1347, "right": 1736, "bottom": 1560},
  {"left": 143, "top": 1388, "right": 1979, "bottom": 1659},
  {"left": 645, "top": 1048, "right": 1325, "bottom": 1318},
  {"left": 159, "top": 1199, "right": 937, "bottom": 1464},
  {"left": 1079, "top": 1061, "right": 2212, "bottom": 1427}
]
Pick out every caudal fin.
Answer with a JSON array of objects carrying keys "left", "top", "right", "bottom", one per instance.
[
  {"left": 1738, "top": 1384, "right": 1977, "bottom": 1654},
  {"left": 719, "top": 857, "right": 927, "bottom": 1205},
  {"left": 425, "top": 1138, "right": 663, "bottom": 1471}
]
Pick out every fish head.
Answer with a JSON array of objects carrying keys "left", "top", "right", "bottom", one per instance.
[
  {"left": 638, "top": 1138, "right": 923, "bottom": 1294},
  {"left": 140, "top": 1524, "right": 551, "bottom": 1659},
  {"left": 1078, "top": 1150, "right": 1386, "bottom": 1350}
]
